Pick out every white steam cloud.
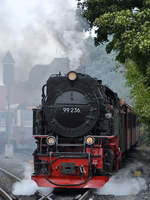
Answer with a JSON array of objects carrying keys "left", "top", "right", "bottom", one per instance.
[
  {"left": 12, "top": 164, "right": 53, "bottom": 196},
  {"left": 96, "top": 162, "right": 147, "bottom": 196},
  {"left": 12, "top": 164, "right": 38, "bottom": 195},
  {"left": 12, "top": 162, "right": 147, "bottom": 197},
  {"left": 0, "top": 0, "right": 86, "bottom": 82}
]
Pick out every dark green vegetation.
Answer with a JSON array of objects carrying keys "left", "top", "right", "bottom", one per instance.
[
  {"left": 82, "top": 37, "right": 131, "bottom": 103},
  {"left": 78, "top": 0, "right": 150, "bottom": 126}
]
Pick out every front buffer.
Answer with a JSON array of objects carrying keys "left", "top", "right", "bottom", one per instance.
[
  {"left": 32, "top": 136, "right": 120, "bottom": 188},
  {"left": 32, "top": 154, "right": 109, "bottom": 188}
]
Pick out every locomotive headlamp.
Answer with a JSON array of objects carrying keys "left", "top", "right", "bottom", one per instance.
[
  {"left": 68, "top": 71, "right": 77, "bottom": 81},
  {"left": 47, "top": 136, "right": 56, "bottom": 146},
  {"left": 85, "top": 136, "right": 95, "bottom": 145}
]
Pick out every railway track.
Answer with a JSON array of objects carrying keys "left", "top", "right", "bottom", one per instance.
[
  {"left": 36, "top": 189, "right": 93, "bottom": 200},
  {"left": 75, "top": 190, "right": 92, "bottom": 200},
  {"left": 0, "top": 167, "right": 21, "bottom": 182},
  {"left": 37, "top": 189, "right": 118, "bottom": 200},
  {"left": 0, "top": 167, "right": 38, "bottom": 200},
  {"left": 0, "top": 168, "right": 117, "bottom": 200},
  {"left": 0, "top": 167, "right": 21, "bottom": 200},
  {"left": 0, "top": 187, "right": 13, "bottom": 200},
  {"left": 94, "top": 195, "right": 117, "bottom": 200}
]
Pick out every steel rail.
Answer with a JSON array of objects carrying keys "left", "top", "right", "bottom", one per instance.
[
  {"left": 0, "top": 167, "right": 21, "bottom": 182},
  {"left": 77, "top": 190, "right": 92, "bottom": 200},
  {"left": 0, "top": 187, "right": 13, "bottom": 200},
  {"left": 37, "top": 189, "right": 92, "bottom": 200},
  {"left": 0, "top": 167, "right": 41, "bottom": 199},
  {"left": 95, "top": 195, "right": 117, "bottom": 200}
]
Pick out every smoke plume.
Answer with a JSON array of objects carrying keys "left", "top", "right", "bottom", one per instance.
[
  {"left": 0, "top": 0, "right": 86, "bottom": 82},
  {"left": 96, "top": 162, "right": 147, "bottom": 196},
  {"left": 12, "top": 163, "right": 53, "bottom": 196},
  {"left": 12, "top": 164, "right": 37, "bottom": 195}
]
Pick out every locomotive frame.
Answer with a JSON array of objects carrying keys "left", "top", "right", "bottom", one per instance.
[{"left": 32, "top": 71, "right": 140, "bottom": 188}]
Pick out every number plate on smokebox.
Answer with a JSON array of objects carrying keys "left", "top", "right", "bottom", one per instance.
[{"left": 61, "top": 162, "right": 76, "bottom": 175}]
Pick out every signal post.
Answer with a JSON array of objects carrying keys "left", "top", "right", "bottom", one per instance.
[{"left": 2, "top": 51, "right": 15, "bottom": 158}]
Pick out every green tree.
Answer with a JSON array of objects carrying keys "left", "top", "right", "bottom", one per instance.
[
  {"left": 82, "top": 37, "right": 131, "bottom": 103},
  {"left": 78, "top": 0, "right": 150, "bottom": 126}
]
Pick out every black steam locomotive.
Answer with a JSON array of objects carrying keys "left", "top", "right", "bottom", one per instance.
[{"left": 32, "top": 71, "right": 140, "bottom": 188}]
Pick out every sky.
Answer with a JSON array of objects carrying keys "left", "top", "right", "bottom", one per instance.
[{"left": 0, "top": 0, "right": 83, "bottom": 83}]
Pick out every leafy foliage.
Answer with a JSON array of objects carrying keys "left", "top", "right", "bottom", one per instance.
[
  {"left": 82, "top": 37, "right": 131, "bottom": 103},
  {"left": 125, "top": 59, "right": 150, "bottom": 123},
  {"left": 78, "top": 0, "right": 150, "bottom": 126}
]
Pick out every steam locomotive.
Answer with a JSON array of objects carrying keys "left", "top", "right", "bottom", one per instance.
[{"left": 32, "top": 71, "right": 140, "bottom": 188}]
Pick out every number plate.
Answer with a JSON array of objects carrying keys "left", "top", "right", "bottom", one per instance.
[{"left": 62, "top": 107, "right": 81, "bottom": 113}]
